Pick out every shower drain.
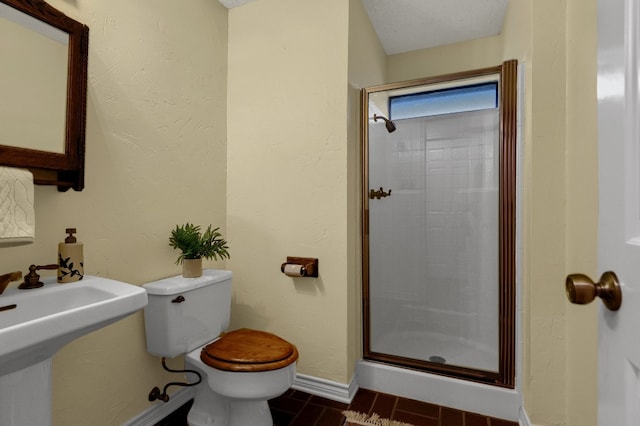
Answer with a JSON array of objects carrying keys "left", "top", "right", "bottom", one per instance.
[{"left": 428, "top": 355, "right": 446, "bottom": 364}]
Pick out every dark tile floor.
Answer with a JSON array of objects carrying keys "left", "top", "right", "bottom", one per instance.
[
  {"left": 155, "top": 388, "right": 518, "bottom": 426},
  {"left": 270, "top": 388, "right": 518, "bottom": 426}
]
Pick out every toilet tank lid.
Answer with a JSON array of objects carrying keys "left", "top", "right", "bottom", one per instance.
[{"left": 143, "top": 269, "right": 232, "bottom": 295}]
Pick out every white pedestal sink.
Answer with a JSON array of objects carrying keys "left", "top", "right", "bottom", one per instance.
[{"left": 0, "top": 275, "right": 147, "bottom": 426}]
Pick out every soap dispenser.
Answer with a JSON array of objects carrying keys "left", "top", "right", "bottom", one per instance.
[{"left": 58, "top": 228, "right": 84, "bottom": 283}]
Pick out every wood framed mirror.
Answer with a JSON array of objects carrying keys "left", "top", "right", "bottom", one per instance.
[{"left": 0, "top": 0, "right": 88, "bottom": 191}]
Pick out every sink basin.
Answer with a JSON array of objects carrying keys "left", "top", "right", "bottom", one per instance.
[{"left": 0, "top": 275, "right": 147, "bottom": 376}]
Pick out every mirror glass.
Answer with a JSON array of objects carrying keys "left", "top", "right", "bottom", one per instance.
[
  {"left": 0, "top": 0, "right": 88, "bottom": 191},
  {"left": 0, "top": 2, "right": 68, "bottom": 153}
]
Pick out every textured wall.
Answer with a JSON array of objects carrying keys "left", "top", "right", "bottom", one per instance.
[
  {"left": 387, "top": 36, "right": 503, "bottom": 84},
  {"left": 226, "top": 0, "right": 353, "bottom": 383},
  {"left": 0, "top": 0, "right": 599, "bottom": 424},
  {"left": 0, "top": 1, "right": 229, "bottom": 425},
  {"left": 564, "top": 0, "right": 598, "bottom": 424},
  {"left": 347, "top": 0, "right": 388, "bottom": 381}
]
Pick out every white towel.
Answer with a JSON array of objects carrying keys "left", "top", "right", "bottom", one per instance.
[{"left": 0, "top": 167, "right": 35, "bottom": 247}]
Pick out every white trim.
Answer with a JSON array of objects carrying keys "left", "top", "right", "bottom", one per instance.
[
  {"left": 122, "top": 373, "right": 527, "bottom": 425},
  {"left": 514, "top": 58, "right": 526, "bottom": 415},
  {"left": 519, "top": 406, "right": 532, "bottom": 426},
  {"left": 291, "top": 373, "right": 358, "bottom": 404},
  {"left": 122, "top": 374, "right": 357, "bottom": 424},
  {"left": 122, "top": 387, "right": 195, "bottom": 426}
]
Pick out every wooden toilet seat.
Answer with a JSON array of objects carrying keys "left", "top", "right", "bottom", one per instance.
[{"left": 200, "top": 328, "right": 299, "bottom": 372}]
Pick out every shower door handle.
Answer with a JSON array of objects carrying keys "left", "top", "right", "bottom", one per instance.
[
  {"left": 369, "top": 187, "right": 392, "bottom": 200},
  {"left": 565, "top": 271, "right": 622, "bottom": 311}
]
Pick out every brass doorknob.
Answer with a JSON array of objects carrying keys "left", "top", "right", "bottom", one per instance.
[{"left": 565, "top": 271, "right": 622, "bottom": 311}]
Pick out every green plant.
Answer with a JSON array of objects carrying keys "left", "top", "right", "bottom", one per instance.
[{"left": 169, "top": 223, "right": 230, "bottom": 265}]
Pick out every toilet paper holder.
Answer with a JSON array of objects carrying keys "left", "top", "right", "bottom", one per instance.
[{"left": 280, "top": 257, "right": 318, "bottom": 277}]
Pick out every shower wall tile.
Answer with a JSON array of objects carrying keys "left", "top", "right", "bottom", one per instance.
[{"left": 368, "top": 109, "right": 501, "bottom": 371}]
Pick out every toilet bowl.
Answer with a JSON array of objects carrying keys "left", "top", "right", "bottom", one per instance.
[
  {"left": 142, "top": 270, "right": 298, "bottom": 426},
  {"left": 185, "top": 331, "right": 297, "bottom": 426}
]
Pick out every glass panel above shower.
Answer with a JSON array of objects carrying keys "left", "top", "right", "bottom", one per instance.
[
  {"left": 389, "top": 82, "right": 498, "bottom": 120},
  {"left": 361, "top": 62, "right": 517, "bottom": 387}
]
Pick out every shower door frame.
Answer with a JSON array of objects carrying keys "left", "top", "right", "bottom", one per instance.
[{"left": 361, "top": 60, "right": 517, "bottom": 388}]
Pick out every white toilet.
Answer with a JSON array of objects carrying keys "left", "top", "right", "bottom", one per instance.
[{"left": 143, "top": 269, "right": 298, "bottom": 426}]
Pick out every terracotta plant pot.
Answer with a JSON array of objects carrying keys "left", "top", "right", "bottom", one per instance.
[{"left": 182, "top": 258, "right": 202, "bottom": 278}]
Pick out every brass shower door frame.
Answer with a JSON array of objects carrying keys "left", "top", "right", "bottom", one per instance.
[{"left": 360, "top": 60, "right": 517, "bottom": 388}]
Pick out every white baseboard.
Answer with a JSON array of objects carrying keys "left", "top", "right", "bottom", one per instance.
[
  {"left": 292, "top": 373, "right": 358, "bottom": 404},
  {"left": 123, "top": 373, "right": 527, "bottom": 425},
  {"left": 519, "top": 406, "right": 531, "bottom": 426},
  {"left": 123, "top": 374, "right": 356, "bottom": 425},
  {"left": 122, "top": 387, "right": 195, "bottom": 426}
]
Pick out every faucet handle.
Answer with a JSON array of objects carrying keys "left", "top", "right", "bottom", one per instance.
[{"left": 19, "top": 264, "right": 58, "bottom": 290}]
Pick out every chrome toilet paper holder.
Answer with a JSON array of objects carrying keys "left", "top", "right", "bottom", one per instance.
[{"left": 280, "top": 257, "right": 318, "bottom": 277}]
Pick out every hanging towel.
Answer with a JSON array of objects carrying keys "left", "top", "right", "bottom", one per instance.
[{"left": 0, "top": 167, "right": 35, "bottom": 246}]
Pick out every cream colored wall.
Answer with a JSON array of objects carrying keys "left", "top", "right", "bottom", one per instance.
[
  {"left": 1, "top": 0, "right": 599, "bottom": 424},
  {"left": 226, "top": 0, "right": 352, "bottom": 383},
  {"left": 348, "top": 0, "right": 387, "bottom": 87},
  {"left": 347, "top": 0, "right": 387, "bottom": 379},
  {"left": 387, "top": 35, "right": 503, "bottom": 83},
  {"left": 523, "top": 1, "right": 569, "bottom": 423},
  {"left": 387, "top": 1, "right": 598, "bottom": 425},
  {"left": 564, "top": 0, "right": 598, "bottom": 424},
  {"left": 0, "top": 1, "right": 229, "bottom": 425},
  {"left": 507, "top": 0, "right": 598, "bottom": 424}
]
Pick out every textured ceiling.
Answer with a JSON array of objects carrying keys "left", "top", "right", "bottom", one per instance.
[
  {"left": 361, "top": 0, "right": 508, "bottom": 54},
  {"left": 218, "top": 0, "right": 509, "bottom": 55}
]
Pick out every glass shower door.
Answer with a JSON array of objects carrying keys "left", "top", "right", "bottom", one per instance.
[
  {"left": 368, "top": 109, "right": 500, "bottom": 373},
  {"left": 363, "top": 63, "right": 517, "bottom": 387}
]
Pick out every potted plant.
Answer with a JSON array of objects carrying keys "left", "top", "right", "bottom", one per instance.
[{"left": 169, "top": 223, "right": 230, "bottom": 278}]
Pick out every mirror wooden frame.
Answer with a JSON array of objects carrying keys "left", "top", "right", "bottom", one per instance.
[{"left": 0, "top": 0, "right": 88, "bottom": 191}]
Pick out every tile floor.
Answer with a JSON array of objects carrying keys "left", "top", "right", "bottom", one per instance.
[{"left": 155, "top": 387, "right": 518, "bottom": 426}]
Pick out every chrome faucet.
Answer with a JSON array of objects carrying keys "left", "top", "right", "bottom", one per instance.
[{"left": 0, "top": 271, "right": 23, "bottom": 295}]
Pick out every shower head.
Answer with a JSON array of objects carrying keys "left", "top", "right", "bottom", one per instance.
[{"left": 373, "top": 114, "right": 397, "bottom": 133}]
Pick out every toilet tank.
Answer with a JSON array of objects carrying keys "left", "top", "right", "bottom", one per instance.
[{"left": 142, "top": 269, "right": 232, "bottom": 358}]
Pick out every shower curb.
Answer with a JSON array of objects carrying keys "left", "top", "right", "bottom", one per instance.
[{"left": 357, "top": 360, "right": 521, "bottom": 422}]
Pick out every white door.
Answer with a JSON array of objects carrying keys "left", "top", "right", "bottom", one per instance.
[{"left": 592, "top": 0, "right": 640, "bottom": 424}]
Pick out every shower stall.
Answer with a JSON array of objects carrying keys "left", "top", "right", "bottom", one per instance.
[{"left": 360, "top": 62, "right": 518, "bottom": 397}]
